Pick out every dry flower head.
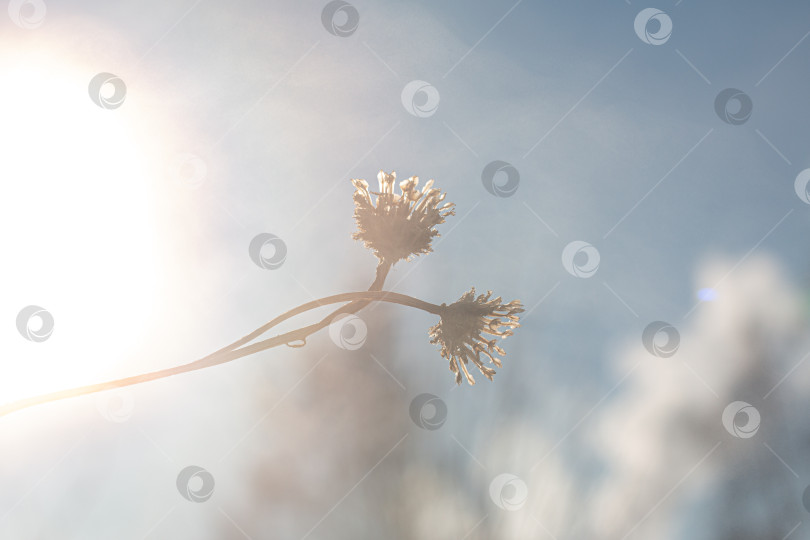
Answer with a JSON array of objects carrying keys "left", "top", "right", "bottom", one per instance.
[
  {"left": 429, "top": 287, "right": 524, "bottom": 385},
  {"left": 352, "top": 170, "right": 455, "bottom": 264}
]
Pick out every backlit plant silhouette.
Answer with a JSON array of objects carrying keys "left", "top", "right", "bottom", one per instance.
[{"left": 2, "top": 171, "right": 523, "bottom": 417}]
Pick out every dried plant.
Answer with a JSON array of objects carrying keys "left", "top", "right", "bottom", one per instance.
[
  {"left": 1, "top": 171, "right": 523, "bottom": 417},
  {"left": 429, "top": 288, "right": 523, "bottom": 385},
  {"left": 352, "top": 171, "right": 455, "bottom": 264}
]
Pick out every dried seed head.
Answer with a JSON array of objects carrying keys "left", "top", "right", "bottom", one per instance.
[
  {"left": 351, "top": 171, "right": 455, "bottom": 264},
  {"left": 428, "top": 288, "right": 524, "bottom": 385}
]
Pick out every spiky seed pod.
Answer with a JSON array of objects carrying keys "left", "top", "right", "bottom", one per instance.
[
  {"left": 351, "top": 170, "right": 455, "bottom": 265},
  {"left": 428, "top": 288, "right": 523, "bottom": 385}
]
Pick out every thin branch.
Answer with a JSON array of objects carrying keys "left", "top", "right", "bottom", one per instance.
[
  {"left": 207, "top": 260, "right": 392, "bottom": 359},
  {"left": 0, "top": 290, "right": 443, "bottom": 418}
]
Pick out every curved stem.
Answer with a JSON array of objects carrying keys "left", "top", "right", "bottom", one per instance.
[
  {"left": 0, "top": 290, "right": 443, "bottom": 419},
  {"left": 208, "top": 260, "right": 392, "bottom": 359}
]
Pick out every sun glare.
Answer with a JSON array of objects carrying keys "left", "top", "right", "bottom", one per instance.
[{"left": 0, "top": 50, "right": 163, "bottom": 403}]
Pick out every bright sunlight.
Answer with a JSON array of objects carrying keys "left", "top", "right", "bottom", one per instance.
[{"left": 0, "top": 48, "right": 161, "bottom": 402}]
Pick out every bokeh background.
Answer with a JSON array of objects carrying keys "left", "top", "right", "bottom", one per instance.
[{"left": 3, "top": 0, "right": 810, "bottom": 538}]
